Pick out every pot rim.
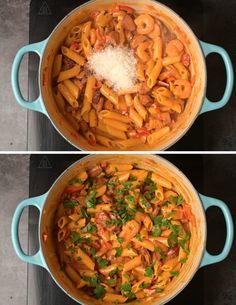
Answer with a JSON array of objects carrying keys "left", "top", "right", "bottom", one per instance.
[
  {"left": 38, "top": 0, "right": 207, "bottom": 152},
  {"left": 38, "top": 154, "right": 207, "bottom": 305}
]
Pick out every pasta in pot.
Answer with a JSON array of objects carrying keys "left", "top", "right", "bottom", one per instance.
[
  {"left": 55, "top": 161, "right": 195, "bottom": 303},
  {"left": 52, "top": 3, "right": 193, "bottom": 149}
]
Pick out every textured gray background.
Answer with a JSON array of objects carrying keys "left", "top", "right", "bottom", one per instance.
[
  {"left": 0, "top": 0, "right": 30, "bottom": 151},
  {"left": 0, "top": 155, "right": 29, "bottom": 305}
]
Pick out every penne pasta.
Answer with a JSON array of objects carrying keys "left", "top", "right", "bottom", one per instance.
[
  {"left": 61, "top": 46, "right": 85, "bottom": 66},
  {"left": 57, "top": 64, "right": 81, "bottom": 83}
]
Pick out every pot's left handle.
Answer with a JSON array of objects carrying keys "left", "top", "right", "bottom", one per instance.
[
  {"left": 199, "top": 193, "right": 234, "bottom": 268},
  {"left": 11, "top": 39, "right": 48, "bottom": 115},
  {"left": 11, "top": 193, "right": 48, "bottom": 269},
  {"left": 199, "top": 41, "right": 234, "bottom": 114}
]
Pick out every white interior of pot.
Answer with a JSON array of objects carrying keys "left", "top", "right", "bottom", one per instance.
[
  {"left": 40, "top": 0, "right": 206, "bottom": 151},
  {"left": 40, "top": 155, "right": 206, "bottom": 305}
]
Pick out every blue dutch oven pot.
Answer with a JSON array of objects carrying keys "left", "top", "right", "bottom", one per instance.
[
  {"left": 11, "top": 0, "right": 234, "bottom": 151},
  {"left": 11, "top": 155, "right": 234, "bottom": 304}
]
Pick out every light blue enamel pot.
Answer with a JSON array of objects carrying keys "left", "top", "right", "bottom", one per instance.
[
  {"left": 11, "top": 155, "right": 234, "bottom": 305},
  {"left": 11, "top": 0, "right": 234, "bottom": 151}
]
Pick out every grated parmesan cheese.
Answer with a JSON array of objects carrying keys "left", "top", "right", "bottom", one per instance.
[{"left": 88, "top": 46, "right": 137, "bottom": 92}]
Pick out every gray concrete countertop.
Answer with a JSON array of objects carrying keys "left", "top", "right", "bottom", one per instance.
[
  {"left": 0, "top": 1, "right": 30, "bottom": 151},
  {"left": 0, "top": 155, "right": 29, "bottom": 305}
]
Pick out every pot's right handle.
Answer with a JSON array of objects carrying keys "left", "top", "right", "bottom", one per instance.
[
  {"left": 11, "top": 39, "right": 48, "bottom": 115},
  {"left": 199, "top": 193, "right": 234, "bottom": 268},
  {"left": 11, "top": 193, "right": 48, "bottom": 269},
  {"left": 199, "top": 41, "right": 234, "bottom": 114}
]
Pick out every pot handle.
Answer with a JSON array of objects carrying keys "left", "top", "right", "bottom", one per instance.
[
  {"left": 199, "top": 41, "right": 234, "bottom": 114},
  {"left": 199, "top": 193, "right": 234, "bottom": 267},
  {"left": 11, "top": 193, "right": 48, "bottom": 269},
  {"left": 11, "top": 39, "right": 48, "bottom": 115}
]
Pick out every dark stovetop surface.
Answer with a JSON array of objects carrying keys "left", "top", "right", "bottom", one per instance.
[
  {"left": 28, "top": 154, "right": 236, "bottom": 305},
  {"left": 28, "top": 0, "right": 236, "bottom": 151}
]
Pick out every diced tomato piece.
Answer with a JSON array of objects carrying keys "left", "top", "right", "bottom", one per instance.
[
  {"left": 136, "top": 127, "right": 151, "bottom": 137},
  {"left": 70, "top": 42, "right": 79, "bottom": 51},
  {"left": 90, "top": 10, "right": 100, "bottom": 19},
  {"left": 182, "top": 53, "right": 190, "bottom": 67}
]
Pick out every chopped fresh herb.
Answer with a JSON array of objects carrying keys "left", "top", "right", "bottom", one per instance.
[
  {"left": 93, "top": 285, "right": 106, "bottom": 299},
  {"left": 169, "top": 194, "right": 184, "bottom": 206},
  {"left": 109, "top": 267, "right": 120, "bottom": 277},
  {"left": 143, "top": 171, "right": 153, "bottom": 185},
  {"left": 85, "top": 178, "right": 92, "bottom": 186},
  {"left": 123, "top": 292, "right": 136, "bottom": 300},
  {"left": 116, "top": 197, "right": 125, "bottom": 204},
  {"left": 85, "top": 187, "right": 97, "bottom": 208},
  {"left": 77, "top": 256, "right": 82, "bottom": 261},
  {"left": 139, "top": 282, "right": 151, "bottom": 289},
  {"left": 120, "top": 283, "right": 131, "bottom": 292},
  {"left": 123, "top": 274, "right": 130, "bottom": 281},
  {"left": 97, "top": 199, "right": 103, "bottom": 204},
  {"left": 129, "top": 175, "right": 137, "bottom": 181},
  {"left": 63, "top": 201, "right": 78, "bottom": 208},
  {"left": 107, "top": 278, "right": 117, "bottom": 286},
  {"left": 70, "top": 231, "right": 81, "bottom": 243},
  {"left": 152, "top": 224, "right": 161, "bottom": 237},
  {"left": 125, "top": 195, "right": 135, "bottom": 204},
  {"left": 117, "top": 237, "right": 124, "bottom": 243},
  {"left": 123, "top": 181, "right": 133, "bottom": 189},
  {"left": 69, "top": 178, "right": 83, "bottom": 185},
  {"left": 167, "top": 212, "right": 174, "bottom": 219},
  {"left": 154, "top": 246, "right": 166, "bottom": 260},
  {"left": 160, "top": 201, "right": 170, "bottom": 207},
  {"left": 97, "top": 257, "right": 109, "bottom": 268},
  {"left": 85, "top": 237, "right": 92, "bottom": 244},
  {"left": 144, "top": 266, "right": 154, "bottom": 277},
  {"left": 107, "top": 177, "right": 119, "bottom": 188},
  {"left": 139, "top": 195, "right": 151, "bottom": 209},
  {"left": 83, "top": 274, "right": 106, "bottom": 298},
  {"left": 180, "top": 257, "right": 187, "bottom": 263},
  {"left": 179, "top": 230, "right": 191, "bottom": 254},
  {"left": 80, "top": 207, "right": 89, "bottom": 218},
  {"left": 135, "top": 233, "right": 143, "bottom": 241},
  {"left": 170, "top": 271, "right": 179, "bottom": 277},
  {"left": 90, "top": 275, "right": 100, "bottom": 286},
  {"left": 89, "top": 247, "right": 96, "bottom": 257},
  {"left": 106, "top": 219, "right": 123, "bottom": 227},
  {"left": 170, "top": 224, "right": 184, "bottom": 237},
  {"left": 155, "top": 287, "right": 163, "bottom": 293},
  {"left": 115, "top": 247, "right": 122, "bottom": 257},
  {"left": 81, "top": 222, "right": 97, "bottom": 233},
  {"left": 122, "top": 213, "right": 135, "bottom": 223},
  {"left": 153, "top": 216, "right": 170, "bottom": 228},
  {"left": 168, "top": 232, "right": 178, "bottom": 248},
  {"left": 145, "top": 193, "right": 152, "bottom": 200}
]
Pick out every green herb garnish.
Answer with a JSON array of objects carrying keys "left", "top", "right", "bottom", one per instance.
[
  {"left": 97, "top": 257, "right": 109, "bottom": 268},
  {"left": 69, "top": 178, "right": 83, "bottom": 185},
  {"left": 107, "top": 278, "right": 117, "bottom": 286},
  {"left": 170, "top": 271, "right": 179, "bottom": 277},
  {"left": 63, "top": 201, "right": 78, "bottom": 208},
  {"left": 80, "top": 207, "right": 89, "bottom": 218},
  {"left": 115, "top": 247, "right": 122, "bottom": 257},
  {"left": 81, "top": 222, "right": 97, "bottom": 233},
  {"left": 109, "top": 267, "right": 120, "bottom": 277},
  {"left": 144, "top": 266, "right": 154, "bottom": 277},
  {"left": 135, "top": 233, "right": 143, "bottom": 241}
]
